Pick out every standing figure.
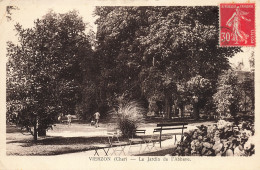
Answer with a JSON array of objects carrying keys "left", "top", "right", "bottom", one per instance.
[
  {"left": 226, "top": 6, "right": 251, "bottom": 44},
  {"left": 67, "top": 114, "right": 72, "bottom": 126},
  {"left": 93, "top": 111, "right": 100, "bottom": 128},
  {"left": 58, "top": 114, "right": 62, "bottom": 123}
]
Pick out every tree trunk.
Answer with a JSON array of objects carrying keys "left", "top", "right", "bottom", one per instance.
[
  {"left": 251, "top": 94, "right": 255, "bottom": 114},
  {"left": 193, "top": 103, "right": 199, "bottom": 120},
  {"left": 164, "top": 94, "right": 172, "bottom": 119},
  {"left": 244, "top": 91, "right": 247, "bottom": 112},
  {"left": 230, "top": 103, "right": 236, "bottom": 117},
  {"left": 164, "top": 98, "right": 169, "bottom": 118},
  {"left": 179, "top": 103, "right": 184, "bottom": 118},
  {"left": 172, "top": 104, "right": 177, "bottom": 117},
  {"left": 38, "top": 128, "right": 46, "bottom": 136},
  {"left": 33, "top": 116, "right": 37, "bottom": 141}
]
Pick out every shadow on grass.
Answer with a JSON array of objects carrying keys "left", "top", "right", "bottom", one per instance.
[
  {"left": 8, "top": 135, "right": 171, "bottom": 145},
  {"left": 7, "top": 136, "right": 109, "bottom": 146},
  {"left": 7, "top": 124, "right": 176, "bottom": 155},
  {"left": 34, "top": 136, "right": 109, "bottom": 146},
  {"left": 7, "top": 125, "right": 109, "bottom": 147}
]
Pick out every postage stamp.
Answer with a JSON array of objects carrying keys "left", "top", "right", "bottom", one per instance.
[{"left": 220, "top": 3, "right": 255, "bottom": 47}]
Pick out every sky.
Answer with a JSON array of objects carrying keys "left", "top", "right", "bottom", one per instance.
[
  {"left": 229, "top": 47, "right": 254, "bottom": 71},
  {"left": 2, "top": 0, "right": 97, "bottom": 41}
]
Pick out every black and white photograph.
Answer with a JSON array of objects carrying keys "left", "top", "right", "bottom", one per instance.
[{"left": 0, "top": 0, "right": 259, "bottom": 169}]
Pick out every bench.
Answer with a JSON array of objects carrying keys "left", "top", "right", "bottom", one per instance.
[
  {"left": 154, "top": 122, "right": 188, "bottom": 148},
  {"left": 128, "top": 129, "right": 146, "bottom": 154},
  {"left": 131, "top": 129, "right": 146, "bottom": 137}
]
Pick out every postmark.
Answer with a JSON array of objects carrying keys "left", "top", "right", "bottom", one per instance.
[{"left": 220, "top": 3, "right": 255, "bottom": 47}]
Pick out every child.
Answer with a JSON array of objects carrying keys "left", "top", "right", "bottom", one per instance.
[{"left": 90, "top": 119, "right": 95, "bottom": 126}]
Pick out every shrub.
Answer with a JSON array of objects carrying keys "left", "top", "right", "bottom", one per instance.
[
  {"left": 171, "top": 119, "right": 255, "bottom": 156},
  {"left": 109, "top": 101, "right": 145, "bottom": 138}
]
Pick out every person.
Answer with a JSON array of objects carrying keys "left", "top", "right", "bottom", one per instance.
[
  {"left": 90, "top": 119, "right": 95, "bottom": 126},
  {"left": 226, "top": 6, "right": 251, "bottom": 44},
  {"left": 93, "top": 111, "right": 100, "bottom": 128},
  {"left": 58, "top": 115, "right": 62, "bottom": 123},
  {"left": 67, "top": 114, "right": 72, "bottom": 126}
]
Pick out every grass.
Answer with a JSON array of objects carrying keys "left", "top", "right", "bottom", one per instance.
[
  {"left": 6, "top": 125, "right": 109, "bottom": 155},
  {"left": 6, "top": 118, "right": 215, "bottom": 156},
  {"left": 6, "top": 124, "right": 172, "bottom": 156}
]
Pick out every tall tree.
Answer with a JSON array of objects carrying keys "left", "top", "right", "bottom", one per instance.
[
  {"left": 6, "top": 10, "right": 93, "bottom": 140},
  {"left": 213, "top": 69, "right": 240, "bottom": 117},
  {"left": 94, "top": 6, "right": 241, "bottom": 119}
]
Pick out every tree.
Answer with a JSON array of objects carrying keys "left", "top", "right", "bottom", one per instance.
[
  {"left": 186, "top": 75, "right": 212, "bottom": 120},
  {"left": 94, "top": 7, "right": 241, "bottom": 119},
  {"left": 243, "top": 51, "right": 255, "bottom": 112},
  {"left": 239, "top": 72, "right": 254, "bottom": 113},
  {"left": 6, "top": 10, "right": 93, "bottom": 140},
  {"left": 213, "top": 69, "right": 240, "bottom": 117}
]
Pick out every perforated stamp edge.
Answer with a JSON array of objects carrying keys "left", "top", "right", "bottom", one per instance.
[{"left": 218, "top": 3, "right": 256, "bottom": 47}]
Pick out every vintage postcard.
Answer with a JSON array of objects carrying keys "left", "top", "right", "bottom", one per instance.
[{"left": 0, "top": 0, "right": 259, "bottom": 169}]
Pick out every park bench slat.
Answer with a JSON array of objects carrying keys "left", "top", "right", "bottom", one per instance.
[
  {"left": 154, "top": 122, "right": 188, "bottom": 148},
  {"left": 154, "top": 127, "right": 187, "bottom": 131},
  {"left": 157, "top": 122, "right": 188, "bottom": 127},
  {"left": 135, "top": 129, "right": 146, "bottom": 134}
]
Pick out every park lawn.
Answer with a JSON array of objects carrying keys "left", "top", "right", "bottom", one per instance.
[
  {"left": 6, "top": 119, "right": 214, "bottom": 156},
  {"left": 6, "top": 125, "right": 117, "bottom": 156},
  {"left": 6, "top": 124, "right": 172, "bottom": 156},
  {"left": 6, "top": 125, "right": 110, "bottom": 155}
]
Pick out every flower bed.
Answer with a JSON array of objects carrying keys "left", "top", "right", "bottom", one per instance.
[{"left": 170, "top": 118, "right": 255, "bottom": 156}]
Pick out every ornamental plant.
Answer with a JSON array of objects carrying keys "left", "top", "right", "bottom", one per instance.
[
  {"left": 171, "top": 119, "right": 254, "bottom": 156},
  {"left": 109, "top": 101, "right": 145, "bottom": 138}
]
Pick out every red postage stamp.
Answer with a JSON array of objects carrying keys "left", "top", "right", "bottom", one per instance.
[{"left": 220, "top": 3, "right": 255, "bottom": 47}]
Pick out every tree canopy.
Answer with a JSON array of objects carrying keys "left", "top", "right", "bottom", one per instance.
[
  {"left": 6, "top": 10, "right": 93, "bottom": 139},
  {"left": 94, "top": 6, "right": 241, "bottom": 118}
]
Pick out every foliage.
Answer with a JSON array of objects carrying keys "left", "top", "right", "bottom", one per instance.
[
  {"left": 6, "top": 6, "right": 19, "bottom": 21},
  {"left": 94, "top": 6, "right": 241, "bottom": 119},
  {"left": 213, "top": 69, "right": 241, "bottom": 117},
  {"left": 171, "top": 119, "right": 255, "bottom": 156},
  {"left": 6, "top": 10, "right": 93, "bottom": 139},
  {"left": 109, "top": 101, "right": 145, "bottom": 138},
  {"left": 186, "top": 75, "right": 212, "bottom": 119},
  {"left": 238, "top": 71, "right": 254, "bottom": 113},
  {"left": 187, "top": 75, "right": 212, "bottom": 97}
]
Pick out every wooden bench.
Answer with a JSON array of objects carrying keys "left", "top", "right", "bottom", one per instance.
[
  {"left": 128, "top": 129, "right": 146, "bottom": 154},
  {"left": 154, "top": 122, "right": 188, "bottom": 148}
]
